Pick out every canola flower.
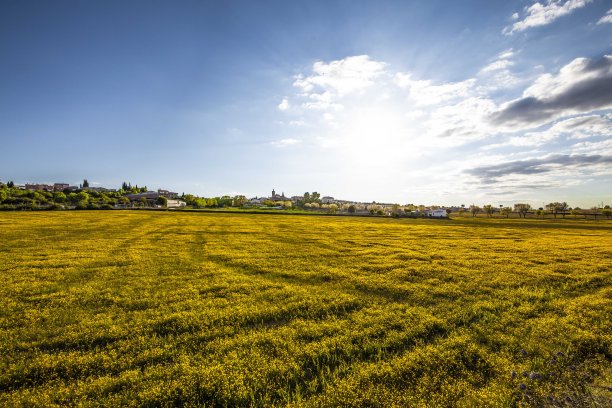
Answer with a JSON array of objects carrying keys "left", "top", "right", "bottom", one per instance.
[{"left": 0, "top": 211, "right": 610, "bottom": 406}]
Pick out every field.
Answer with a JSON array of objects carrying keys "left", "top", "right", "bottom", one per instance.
[{"left": 0, "top": 211, "right": 610, "bottom": 407}]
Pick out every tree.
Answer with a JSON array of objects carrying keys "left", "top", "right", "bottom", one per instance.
[
  {"left": 570, "top": 209, "right": 581, "bottom": 218},
  {"left": 99, "top": 193, "right": 111, "bottom": 204},
  {"left": 76, "top": 191, "right": 89, "bottom": 203},
  {"left": 546, "top": 202, "right": 568, "bottom": 218},
  {"left": 500, "top": 207, "right": 512, "bottom": 218},
  {"left": 311, "top": 192, "right": 321, "bottom": 202},
  {"left": 156, "top": 196, "right": 168, "bottom": 207},
  {"left": 558, "top": 202, "right": 568, "bottom": 218},
  {"left": 368, "top": 204, "right": 382, "bottom": 214},
  {"left": 602, "top": 209, "right": 612, "bottom": 219},
  {"left": 82, "top": 179, "right": 89, "bottom": 188},
  {"left": 7, "top": 181, "right": 14, "bottom": 188},
  {"left": 53, "top": 192, "right": 66, "bottom": 203},
  {"left": 348, "top": 205, "right": 356, "bottom": 214},
  {"left": 119, "top": 196, "right": 130, "bottom": 207},
  {"left": 232, "top": 195, "right": 246, "bottom": 207},
  {"left": 469, "top": 205, "right": 480, "bottom": 217},
  {"left": 514, "top": 203, "right": 531, "bottom": 218},
  {"left": 483, "top": 204, "right": 494, "bottom": 217}
]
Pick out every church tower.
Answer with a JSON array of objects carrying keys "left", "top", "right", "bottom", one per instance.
[{"left": 272, "top": 188, "right": 276, "bottom": 197}]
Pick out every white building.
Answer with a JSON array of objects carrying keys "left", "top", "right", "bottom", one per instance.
[
  {"left": 427, "top": 209, "right": 447, "bottom": 218},
  {"left": 166, "top": 199, "right": 186, "bottom": 208}
]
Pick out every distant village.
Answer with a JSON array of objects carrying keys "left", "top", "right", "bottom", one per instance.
[{"left": 1, "top": 180, "right": 610, "bottom": 219}]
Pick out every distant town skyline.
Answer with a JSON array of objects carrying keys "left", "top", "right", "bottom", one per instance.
[{"left": 1, "top": 1, "right": 611, "bottom": 208}]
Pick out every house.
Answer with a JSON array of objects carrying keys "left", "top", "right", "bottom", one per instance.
[
  {"left": 84, "top": 187, "right": 116, "bottom": 193},
  {"left": 427, "top": 209, "right": 447, "bottom": 218},
  {"left": 125, "top": 191, "right": 160, "bottom": 203},
  {"left": 321, "top": 196, "right": 335, "bottom": 204},
  {"left": 248, "top": 197, "right": 265, "bottom": 205},
  {"left": 53, "top": 183, "right": 70, "bottom": 191},
  {"left": 158, "top": 189, "right": 178, "bottom": 199},
  {"left": 25, "top": 183, "right": 54, "bottom": 192},
  {"left": 165, "top": 199, "right": 186, "bottom": 208}
]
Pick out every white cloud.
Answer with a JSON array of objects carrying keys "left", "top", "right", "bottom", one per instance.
[
  {"left": 277, "top": 98, "right": 290, "bottom": 111},
  {"left": 272, "top": 138, "right": 301, "bottom": 147},
  {"left": 508, "top": 114, "right": 611, "bottom": 147},
  {"left": 597, "top": 8, "right": 612, "bottom": 24},
  {"left": 477, "top": 48, "right": 522, "bottom": 90},
  {"left": 293, "top": 55, "right": 386, "bottom": 98},
  {"left": 571, "top": 138, "right": 612, "bottom": 155},
  {"left": 395, "top": 73, "right": 475, "bottom": 106},
  {"left": 504, "top": 0, "right": 592, "bottom": 35},
  {"left": 303, "top": 91, "right": 343, "bottom": 110},
  {"left": 480, "top": 59, "right": 514, "bottom": 74},
  {"left": 425, "top": 97, "right": 497, "bottom": 143},
  {"left": 550, "top": 114, "right": 612, "bottom": 138},
  {"left": 523, "top": 57, "right": 607, "bottom": 99},
  {"left": 465, "top": 153, "right": 612, "bottom": 190},
  {"left": 490, "top": 55, "right": 612, "bottom": 129}
]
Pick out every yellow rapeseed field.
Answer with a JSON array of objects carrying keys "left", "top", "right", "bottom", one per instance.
[{"left": 0, "top": 211, "right": 610, "bottom": 407}]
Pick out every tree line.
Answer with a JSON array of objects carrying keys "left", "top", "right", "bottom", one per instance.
[
  {"left": 0, "top": 180, "right": 148, "bottom": 210},
  {"left": 465, "top": 202, "right": 611, "bottom": 219},
  {"left": 1, "top": 180, "right": 610, "bottom": 218}
]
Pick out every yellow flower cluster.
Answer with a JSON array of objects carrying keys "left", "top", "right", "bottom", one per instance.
[{"left": 0, "top": 211, "right": 610, "bottom": 406}]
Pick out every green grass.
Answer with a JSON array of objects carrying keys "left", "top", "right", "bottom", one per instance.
[{"left": 0, "top": 211, "right": 610, "bottom": 407}]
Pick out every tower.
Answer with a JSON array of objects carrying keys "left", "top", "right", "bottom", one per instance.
[{"left": 272, "top": 188, "right": 276, "bottom": 197}]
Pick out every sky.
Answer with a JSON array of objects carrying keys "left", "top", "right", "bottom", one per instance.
[{"left": 1, "top": 0, "right": 611, "bottom": 207}]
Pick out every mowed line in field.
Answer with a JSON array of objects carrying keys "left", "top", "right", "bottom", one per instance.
[{"left": 0, "top": 211, "right": 610, "bottom": 406}]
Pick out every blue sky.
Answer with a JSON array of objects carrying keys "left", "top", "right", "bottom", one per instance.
[{"left": 1, "top": 0, "right": 611, "bottom": 207}]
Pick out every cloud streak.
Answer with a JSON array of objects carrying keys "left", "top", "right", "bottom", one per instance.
[
  {"left": 489, "top": 55, "right": 612, "bottom": 128},
  {"left": 495, "top": 114, "right": 612, "bottom": 147},
  {"left": 504, "top": 0, "right": 592, "bottom": 35},
  {"left": 466, "top": 154, "right": 612, "bottom": 183},
  {"left": 597, "top": 8, "right": 612, "bottom": 24}
]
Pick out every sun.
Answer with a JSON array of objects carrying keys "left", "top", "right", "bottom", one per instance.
[{"left": 334, "top": 105, "right": 413, "bottom": 170}]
